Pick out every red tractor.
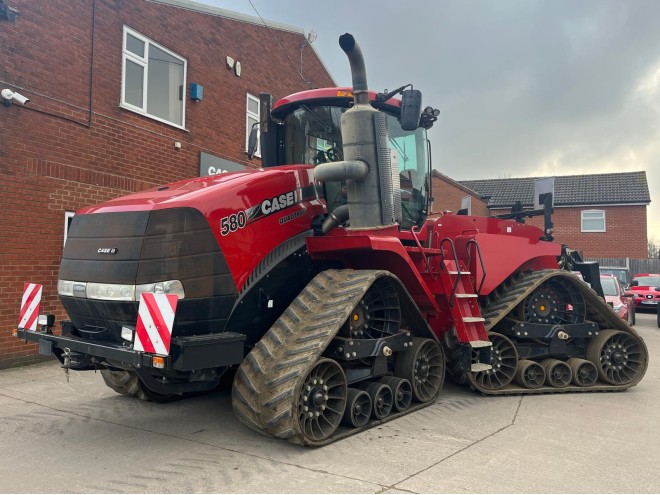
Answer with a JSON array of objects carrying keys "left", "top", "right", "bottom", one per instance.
[{"left": 16, "top": 34, "right": 647, "bottom": 446}]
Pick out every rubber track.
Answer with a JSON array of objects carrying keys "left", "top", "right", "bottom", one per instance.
[
  {"left": 231, "top": 268, "right": 435, "bottom": 446},
  {"left": 100, "top": 370, "right": 149, "bottom": 400},
  {"left": 465, "top": 269, "right": 649, "bottom": 395}
]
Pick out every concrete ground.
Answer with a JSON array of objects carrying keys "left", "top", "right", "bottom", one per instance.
[{"left": 1, "top": 312, "right": 658, "bottom": 494}]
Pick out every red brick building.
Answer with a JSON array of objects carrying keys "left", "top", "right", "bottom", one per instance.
[
  {"left": 456, "top": 172, "right": 650, "bottom": 258},
  {"left": 0, "top": 0, "right": 334, "bottom": 367},
  {"left": 430, "top": 171, "right": 489, "bottom": 216}
]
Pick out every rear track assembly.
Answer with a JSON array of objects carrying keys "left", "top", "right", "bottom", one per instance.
[{"left": 455, "top": 270, "right": 648, "bottom": 395}]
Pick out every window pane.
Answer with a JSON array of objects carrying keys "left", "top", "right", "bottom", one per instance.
[
  {"left": 147, "top": 45, "right": 184, "bottom": 125},
  {"left": 126, "top": 33, "right": 145, "bottom": 58},
  {"left": 583, "top": 211, "right": 603, "bottom": 219},
  {"left": 125, "top": 59, "right": 144, "bottom": 108},
  {"left": 248, "top": 97, "right": 259, "bottom": 115},
  {"left": 582, "top": 218, "right": 604, "bottom": 231}
]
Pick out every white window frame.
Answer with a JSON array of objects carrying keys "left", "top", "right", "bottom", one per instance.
[
  {"left": 246, "top": 93, "right": 261, "bottom": 157},
  {"left": 121, "top": 26, "right": 187, "bottom": 129},
  {"left": 64, "top": 211, "right": 75, "bottom": 246},
  {"left": 581, "top": 209, "right": 606, "bottom": 232}
]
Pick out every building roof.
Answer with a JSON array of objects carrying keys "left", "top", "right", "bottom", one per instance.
[
  {"left": 149, "top": 0, "right": 336, "bottom": 85},
  {"left": 431, "top": 170, "right": 486, "bottom": 199},
  {"left": 459, "top": 171, "right": 650, "bottom": 208}
]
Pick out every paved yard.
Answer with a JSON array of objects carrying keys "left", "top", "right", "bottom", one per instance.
[{"left": 1, "top": 313, "right": 658, "bottom": 493}]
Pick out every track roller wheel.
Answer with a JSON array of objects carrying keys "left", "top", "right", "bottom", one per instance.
[
  {"left": 541, "top": 359, "right": 572, "bottom": 387},
  {"left": 297, "top": 358, "right": 347, "bottom": 443},
  {"left": 379, "top": 376, "right": 412, "bottom": 412},
  {"left": 587, "top": 330, "right": 647, "bottom": 385},
  {"left": 394, "top": 337, "right": 445, "bottom": 403},
  {"left": 359, "top": 382, "right": 393, "bottom": 419},
  {"left": 471, "top": 332, "right": 518, "bottom": 390},
  {"left": 514, "top": 360, "right": 546, "bottom": 389},
  {"left": 566, "top": 358, "right": 598, "bottom": 387},
  {"left": 341, "top": 388, "right": 372, "bottom": 428}
]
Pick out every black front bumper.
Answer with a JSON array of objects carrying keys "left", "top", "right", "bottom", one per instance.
[{"left": 16, "top": 327, "right": 245, "bottom": 372}]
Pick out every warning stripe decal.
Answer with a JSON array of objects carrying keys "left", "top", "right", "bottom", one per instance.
[
  {"left": 134, "top": 293, "right": 178, "bottom": 355},
  {"left": 19, "top": 283, "right": 42, "bottom": 331}
]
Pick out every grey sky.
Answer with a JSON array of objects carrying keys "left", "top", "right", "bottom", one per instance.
[{"left": 203, "top": 0, "right": 660, "bottom": 243}]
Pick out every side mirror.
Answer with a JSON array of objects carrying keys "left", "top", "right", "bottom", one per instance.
[
  {"left": 247, "top": 123, "right": 259, "bottom": 160},
  {"left": 400, "top": 89, "right": 422, "bottom": 131},
  {"left": 623, "top": 291, "right": 635, "bottom": 298}
]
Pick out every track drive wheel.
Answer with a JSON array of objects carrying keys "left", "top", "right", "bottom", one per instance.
[
  {"left": 341, "top": 388, "right": 372, "bottom": 428},
  {"left": 541, "top": 359, "right": 572, "bottom": 387},
  {"left": 566, "top": 358, "right": 598, "bottom": 387},
  {"left": 394, "top": 337, "right": 445, "bottom": 403},
  {"left": 297, "top": 358, "right": 347, "bottom": 443},
  {"left": 379, "top": 376, "right": 413, "bottom": 412},
  {"left": 100, "top": 369, "right": 179, "bottom": 402},
  {"left": 470, "top": 332, "right": 518, "bottom": 390},
  {"left": 514, "top": 359, "right": 546, "bottom": 389},
  {"left": 587, "top": 330, "right": 647, "bottom": 385}
]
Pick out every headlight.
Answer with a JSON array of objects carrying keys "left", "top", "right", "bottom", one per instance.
[
  {"left": 87, "top": 282, "right": 135, "bottom": 301},
  {"left": 57, "top": 279, "right": 184, "bottom": 301},
  {"left": 136, "top": 280, "right": 185, "bottom": 299},
  {"left": 57, "top": 279, "right": 75, "bottom": 296}
]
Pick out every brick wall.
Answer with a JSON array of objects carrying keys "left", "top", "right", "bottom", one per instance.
[
  {"left": 0, "top": 0, "right": 334, "bottom": 367},
  {"left": 431, "top": 172, "right": 489, "bottom": 216}
]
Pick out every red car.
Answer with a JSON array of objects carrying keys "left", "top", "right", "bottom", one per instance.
[
  {"left": 601, "top": 274, "right": 635, "bottom": 325},
  {"left": 630, "top": 273, "right": 660, "bottom": 311}
]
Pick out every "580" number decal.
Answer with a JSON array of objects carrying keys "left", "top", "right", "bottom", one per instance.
[{"left": 220, "top": 211, "right": 247, "bottom": 236}]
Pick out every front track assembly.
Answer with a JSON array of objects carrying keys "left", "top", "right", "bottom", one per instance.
[
  {"left": 453, "top": 270, "right": 648, "bottom": 395},
  {"left": 231, "top": 269, "right": 444, "bottom": 446}
]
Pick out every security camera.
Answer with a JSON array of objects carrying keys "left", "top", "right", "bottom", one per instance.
[{"left": 1, "top": 89, "right": 29, "bottom": 105}]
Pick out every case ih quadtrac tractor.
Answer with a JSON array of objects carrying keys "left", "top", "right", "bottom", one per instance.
[{"left": 16, "top": 34, "right": 648, "bottom": 446}]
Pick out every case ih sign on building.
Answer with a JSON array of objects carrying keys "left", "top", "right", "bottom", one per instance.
[{"left": 0, "top": 0, "right": 334, "bottom": 367}]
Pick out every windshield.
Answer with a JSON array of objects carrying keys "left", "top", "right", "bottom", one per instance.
[
  {"left": 633, "top": 275, "right": 660, "bottom": 286},
  {"left": 600, "top": 277, "right": 619, "bottom": 297},
  {"left": 282, "top": 104, "right": 430, "bottom": 229}
]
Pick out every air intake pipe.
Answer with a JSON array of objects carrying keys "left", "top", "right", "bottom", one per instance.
[{"left": 315, "top": 33, "right": 397, "bottom": 230}]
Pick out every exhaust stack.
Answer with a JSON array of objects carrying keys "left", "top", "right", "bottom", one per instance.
[{"left": 316, "top": 33, "right": 398, "bottom": 232}]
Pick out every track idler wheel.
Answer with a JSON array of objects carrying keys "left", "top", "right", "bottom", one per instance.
[
  {"left": 587, "top": 329, "right": 647, "bottom": 385},
  {"left": 297, "top": 358, "right": 347, "bottom": 443},
  {"left": 359, "top": 382, "right": 393, "bottom": 419},
  {"left": 379, "top": 376, "right": 413, "bottom": 412},
  {"left": 542, "top": 359, "right": 572, "bottom": 387},
  {"left": 514, "top": 359, "right": 546, "bottom": 389},
  {"left": 395, "top": 337, "right": 445, "bottom": 403},
  {"left": 471, "top": 332, "right": 518, "bottom": 390},
  {"left": 566, "top": 358, "right": 598, "bottom": 387},
  {"left": 341, "top": 388, "right": 372, "bottom": 428}
]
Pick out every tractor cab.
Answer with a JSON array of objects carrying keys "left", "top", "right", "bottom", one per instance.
[{"left": 252, "top": 88, "right": 435, "bottom": 230}]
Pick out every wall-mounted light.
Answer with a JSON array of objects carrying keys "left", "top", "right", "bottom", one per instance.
[
  {"left": 226, "top": 56, "right": 234, "bottom": 69},
  {"left": 235, "top": 61, "right": 241, "bottom": 77},
  {"left": 1, "top": 88, "right": 29, "bottom": 106},
  {"left": 0, "top": 1, "right": 18, "bottom": 22},
  {"left": 190, "top": 83, "right": 203, "bottom": 102}
]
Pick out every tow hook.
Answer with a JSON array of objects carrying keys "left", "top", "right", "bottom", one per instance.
[{"left": 62, "top": 347, "right": 71, "bottom": 383}]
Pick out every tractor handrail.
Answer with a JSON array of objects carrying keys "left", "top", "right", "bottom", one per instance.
[
  {"left": 439, "top": 237, "right": 461, "bottom": 308},
  {"left": 465, "top": 238, "right": 487, "bottom": 295},
  {"left": 410, "top": 225, "right": 430, "bottom": 273}
]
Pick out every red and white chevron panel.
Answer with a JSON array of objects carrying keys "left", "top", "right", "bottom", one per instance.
[
  {"left": 134, "top": 293, "right": 178, "bottom": 355},
  {"left": 19, "top": 283, "right": 43, "bottom": 331}
]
